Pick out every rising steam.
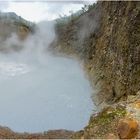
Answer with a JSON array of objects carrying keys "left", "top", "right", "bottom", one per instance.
[{"left": 0, "top": 19, "right": 94, "bottom": 132}]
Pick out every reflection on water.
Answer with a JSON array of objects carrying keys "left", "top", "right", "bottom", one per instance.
[
  {"left": 0, "top": 62, "right": 30, "bottom": 77},
  {"left": 0, "top": 52, "right": 94, "bottom": 133}
]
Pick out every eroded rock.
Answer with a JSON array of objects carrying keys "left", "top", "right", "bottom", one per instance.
[{"left": 117, "top": 118, "right": 139, "bottom": 139}]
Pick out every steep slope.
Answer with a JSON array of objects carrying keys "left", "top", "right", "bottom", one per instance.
[
  {"left": 0, "top": 12, "right": 35, "bottom": 52},
  {"left": 0, "top": 12, "right": 35, "bottom": 51},
  {"left": 52, "top": 1, "right": 140, "bottom": 139},
  {"left": 54, "top": 1, "right": 140, "bottom": 104}
]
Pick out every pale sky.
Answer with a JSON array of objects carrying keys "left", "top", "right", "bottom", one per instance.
[{"left": 0, "top": 1, "right": 94, "bottom": 22}]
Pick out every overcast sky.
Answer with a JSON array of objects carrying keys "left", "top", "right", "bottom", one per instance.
[{"left": 0, "top": 1, "right": 95, "bottom": 22}]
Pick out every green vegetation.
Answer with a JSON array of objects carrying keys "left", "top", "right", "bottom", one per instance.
[
  {"left": 55, "top": 3, "right": 96, "bottom": 27},
  {"left": 89, "top": 106, "right": 126, "bottom": 126},
  {"left": 72, "top": 106, "right": 127, "bottom": 139}
]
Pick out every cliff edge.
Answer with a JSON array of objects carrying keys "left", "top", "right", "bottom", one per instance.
[{"left": 54, "top": 1, "right": 140, "bottom": 104}]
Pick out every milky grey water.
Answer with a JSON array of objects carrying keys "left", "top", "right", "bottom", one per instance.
[{"left": 0, "top": 52, "right": 94, "bottom": 133}]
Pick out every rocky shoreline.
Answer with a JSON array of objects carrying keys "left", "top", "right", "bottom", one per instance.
[{"left": 0, "top": 127, "right": 74, "bottom": 139}]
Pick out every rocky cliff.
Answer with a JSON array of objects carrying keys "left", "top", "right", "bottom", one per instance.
[
  {"left": 52, "top": 1, "right": 140, "bottom": 138},
  {"left": 54, "top": 1, "right": 140, "bottom": 104},
  {"left": 0, "top": 12, "right": 35, "bottom": 52}
]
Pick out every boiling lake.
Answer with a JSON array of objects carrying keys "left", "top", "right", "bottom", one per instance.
[{"left": 0, "top": 51, "right": 94, "bottom": 132}]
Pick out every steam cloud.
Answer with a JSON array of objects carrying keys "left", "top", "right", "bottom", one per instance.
[{"left": 0, "top": 19, "right": 94, "bottom": 132}]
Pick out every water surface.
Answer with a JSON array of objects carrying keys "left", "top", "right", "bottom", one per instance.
[{"left": 0, "top": 52, "right": 94, "bottom": 132}]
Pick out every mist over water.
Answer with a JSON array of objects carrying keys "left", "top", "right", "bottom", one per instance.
[{"left": 0, "top": 21, "right": 94, "bottom": 132}]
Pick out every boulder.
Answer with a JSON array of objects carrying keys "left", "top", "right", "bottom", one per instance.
[{"left": 117, "top": 118, "right": 139, "bottom": 139}]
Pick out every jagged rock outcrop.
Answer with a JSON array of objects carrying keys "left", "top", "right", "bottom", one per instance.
[
  {"left": 117, "top": 118, "right": 139, "bottom": 139},
  {"left": 52, "top": 2, "right": 140, "bottom": 138},
  {"left": 0, "top": 12, "right": 35, "bottom": 41},
  {"left": 54, "top": 1, "right": 140, "bottom": 103},
  {"left": 0, "top": 12, "right": 35, "bottom": 52}
]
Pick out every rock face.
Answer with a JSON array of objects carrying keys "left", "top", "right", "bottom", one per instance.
[
  {"left": 55, "top": 1, "right": 140, "bottom": 103},
  {"left": 0, "top": 12, "right": 35, "bottom": 52},
  {"left": 0, "top": 12, "right": 34, "bottom": 41}
]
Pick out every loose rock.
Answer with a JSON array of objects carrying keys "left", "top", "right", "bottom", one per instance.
[{"left": 117, "top": 118, "right": 139, "bottom": 139}]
